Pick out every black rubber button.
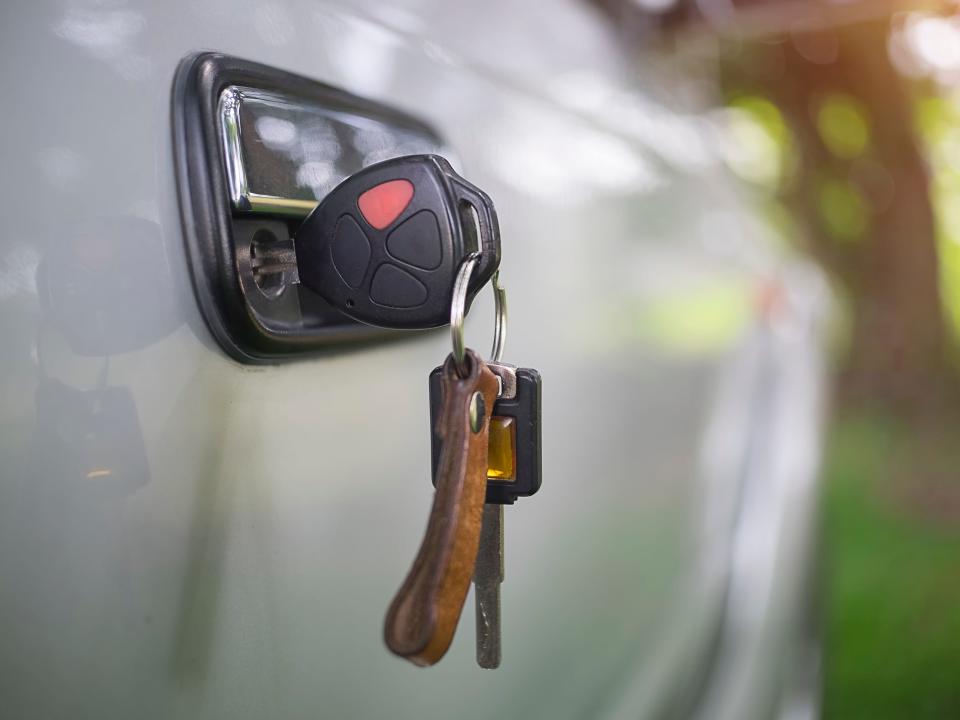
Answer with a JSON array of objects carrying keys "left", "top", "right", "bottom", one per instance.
[
  {"left": 369, "top": 263, "right": 429, "bottom": 308},
  {"left": 386, "top": 210, "right": 442, "bottom": 270},
  {"left": 330, "top": 214, "right": 371, "bottom": 288}
]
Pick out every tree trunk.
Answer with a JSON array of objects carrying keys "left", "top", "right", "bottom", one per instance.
[{"left": 743, "top": 21, "right": 950, "bottom": 410}]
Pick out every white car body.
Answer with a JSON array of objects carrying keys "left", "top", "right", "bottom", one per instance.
[{"left": 0, "top": 1, "right": 827, "bottom": 718}]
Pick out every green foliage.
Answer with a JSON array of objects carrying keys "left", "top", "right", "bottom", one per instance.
[
  {"left": 817, "top": 177, "right": 870, "bottom": 242},
  {"left": 817, "top": 95, "right": 871, "bottom": 160},
  {"left": 823, "top": 413, "right": 960, "bottom": 718},
  {"left": 725, "top": 95, "right": 795, "bottom": 189},
  {"left": 914, "top": 94, "right": 960, "bottom": 349}
]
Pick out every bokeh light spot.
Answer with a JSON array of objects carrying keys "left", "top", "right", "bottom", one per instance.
[
  {"left": 818, "top": 177, "right": 869, "bottom": 241},
  {"left": 817, "top": 95, "right": 871, "bottom": 159},
  {"left": 723, "top": 96, "right": 792, "bottom": 188}
]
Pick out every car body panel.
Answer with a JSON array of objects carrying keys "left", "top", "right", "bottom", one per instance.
[{"left": 0, "top": 2, "right": 826, "bottom": 718}]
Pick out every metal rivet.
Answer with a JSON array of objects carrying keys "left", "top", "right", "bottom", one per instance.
[{"left": 469, "top": 392, "right": 485, "bottom": 433}]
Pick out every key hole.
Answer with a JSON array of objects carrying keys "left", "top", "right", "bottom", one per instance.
[
  {"left": 458, "top": 201, "right": 481, "bottom": 255},
  {"left": 250, "top": 228, "right": 293, "bottom": 299}
]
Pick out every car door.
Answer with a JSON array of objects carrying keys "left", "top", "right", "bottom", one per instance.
[{"left": 0, "top": 1, "right": 824, "bottom": 718}]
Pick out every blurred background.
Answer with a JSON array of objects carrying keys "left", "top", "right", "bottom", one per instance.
[{"left": 602, "top": 0, "right": 960, "bottom": 716}]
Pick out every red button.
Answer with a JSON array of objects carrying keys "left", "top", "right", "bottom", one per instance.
[{"left": 357, "top": 179, "right": 414, "bottom": 230}]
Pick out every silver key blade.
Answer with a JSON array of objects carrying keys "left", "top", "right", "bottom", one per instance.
[{"left": 474, "top": 503, "right": 503, "bottom": 669}]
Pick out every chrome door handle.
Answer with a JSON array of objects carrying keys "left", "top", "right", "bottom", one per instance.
[{"left": 173, "top": 52, "right": 454, "bottom": 362}]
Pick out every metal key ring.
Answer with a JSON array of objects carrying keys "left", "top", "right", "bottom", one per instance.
[{"left": 450, "top": 252, "right": 507, "bottom": 378}]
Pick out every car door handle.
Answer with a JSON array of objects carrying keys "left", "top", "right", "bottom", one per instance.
[{"left": 173, "top": 52, "right": 455, "bottom": 362}]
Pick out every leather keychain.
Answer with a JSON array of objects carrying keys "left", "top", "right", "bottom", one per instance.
[{"left": 384, "top": 349, "right": 499, "bottom": 666}]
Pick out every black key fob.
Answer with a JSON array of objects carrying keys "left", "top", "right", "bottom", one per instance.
[{"left": 294, "top": 155, "right": 501, "bottom": 329}]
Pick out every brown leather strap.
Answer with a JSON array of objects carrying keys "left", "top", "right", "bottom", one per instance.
[{"left": 384, "top": 350, "right": 499, "bottom": 666}]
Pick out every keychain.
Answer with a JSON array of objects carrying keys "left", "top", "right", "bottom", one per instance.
[
  {"left": 294, "top": 155, "right": 541, "bottom": 668},
  {"left": 386, "top": 255, "right": 542, "bottom": 668}
]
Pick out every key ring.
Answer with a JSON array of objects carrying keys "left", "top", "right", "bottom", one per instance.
[{"left": 450, "top": 252, "right": 507, "bottom": 378}]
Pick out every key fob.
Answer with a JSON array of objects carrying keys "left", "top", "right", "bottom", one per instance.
[
  {"left": 429, "top": 362, "right": 541, "bottom": 504},
  {"left": 295, "top": 155, "right": 501, "bottom": 329}
]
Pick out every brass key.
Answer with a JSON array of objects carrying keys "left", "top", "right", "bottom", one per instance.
[{"left": 384, "top": 349, "right": 499, "bottom": 666}]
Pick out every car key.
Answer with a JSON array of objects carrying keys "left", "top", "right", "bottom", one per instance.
[
  {"left": 426, "top": 266, "right": 542, "bottom": 668},
  {"left": 384, "top": 349, "right": 500, "bottom": 666},
  {"left": 429, "top": 360, "right": 542, "bottom": 668},
  {"left": 294, "top": 154, "right": 501, "bottom": 328}
]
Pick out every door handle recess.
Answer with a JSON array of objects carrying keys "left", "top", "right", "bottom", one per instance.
[{"left": 172, "top": 52, "right": 453, "bottom": 362}]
